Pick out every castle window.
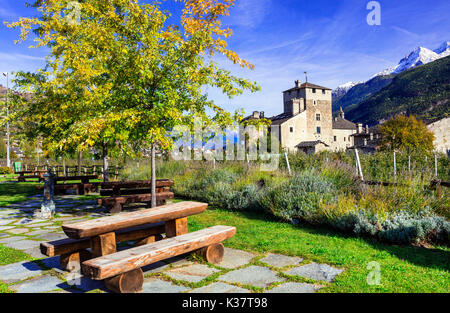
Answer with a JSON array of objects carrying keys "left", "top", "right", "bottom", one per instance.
[
  {"left": 290, "top": 127, "right": 294, "bottom": 133},
  {"left": 313, "top": 100, "right": 316, "bottom": 105},
  {"left": 312, "top": 88, "right": 316, "bottom": 93},
  {"left": 344, "top": 137, "right": 346, "bottom": 142},
  {"left": 322, "top": 89, "right": 326, "bottom": 95},
  {"left": 334, "top": 136, "right": 337, "bottom": 142},
  {"left": 316, "top": 127, "right": 321, "bottom": 134},
  {"left": 316, "top": 114, "right": 321, "bottom": 121}
]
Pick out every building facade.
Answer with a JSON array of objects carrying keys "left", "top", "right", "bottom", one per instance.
[{"left": 244, "top": 80, "right": 363, "bottom": 154}]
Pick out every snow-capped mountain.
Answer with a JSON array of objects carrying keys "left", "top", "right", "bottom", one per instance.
[
  {"left": 332, "top": 41, "right": 449, "bottom": 103},
  {"left": 434, "top": 41, "right": 450, "bottom": 57},
  {"left": 373, "top": 41, "right": 450, "bottom": 78},
  {"left": 332, "top": 81, "right": 362, "bottom": 98}
]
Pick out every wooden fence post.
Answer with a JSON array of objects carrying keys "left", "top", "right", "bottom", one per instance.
[
  {"left": 434, "top": 154, "right": 438, "bottom": 177},
  {"left": 284, "top": 152, "right": 292, "bottom": 176},
  {"left": 354, "top": 148, "right": 364, "bottom": 181},
  {"left": 393, "top": 151, "right": 397, "bottom": 180}
]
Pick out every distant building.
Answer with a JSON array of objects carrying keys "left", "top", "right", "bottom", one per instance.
[
  {"left": 242, "top": 80, "right": 368, "bottom": 154},
  {"left": 427, "top": 117, "right": 449, "bottom": 155}
]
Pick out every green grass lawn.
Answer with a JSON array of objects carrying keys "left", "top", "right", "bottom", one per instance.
[
  {"left": 188, "top": 208, "right": 450, "bottom": 293},
  {"left": 0, "top": 245, "right": 33, "bottom": 293},
  {"left": 0, "top": 183, "right": 41, "bottom": 207}
]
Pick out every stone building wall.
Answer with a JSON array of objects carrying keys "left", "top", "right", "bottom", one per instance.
[{"left": 428, "top": 117, "right": 449, "bottom": 154}]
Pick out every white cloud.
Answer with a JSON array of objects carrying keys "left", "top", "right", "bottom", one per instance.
[{"left": 226, "top": 0, "right": 272, "bottom": 28}]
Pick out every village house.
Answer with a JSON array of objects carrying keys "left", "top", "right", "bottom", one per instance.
[{"left": 243, "top": 80, "right": 368, "bottom": 154}]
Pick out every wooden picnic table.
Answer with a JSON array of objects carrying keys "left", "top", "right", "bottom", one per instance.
[
  {"left": 36, "top": 175, "right": 100, "bottom": 195},
  {"left": 16, "top": 170, "right": 48, "bottom": 182},
  {"left": 98, "top": 179, "right": 175, "bottom": 213},
  {"left": 40, "top": 201, "right": 236, "bottom": 293}
]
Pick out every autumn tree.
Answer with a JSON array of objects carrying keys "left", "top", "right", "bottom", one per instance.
[
  {"left": 7, "top": 0, "right": 260, "bottom": 205},
  {"left": 379, "top": 115, "right": 435, "bottom": 154}
]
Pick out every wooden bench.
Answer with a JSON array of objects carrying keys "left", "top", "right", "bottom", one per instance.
[
  {"left": 40, "top": 201, "right": 235, "bottom": 293},
  {"left": 98, "top": 179, "right": 175, "bottom": 213},
  {"left": 16, "top": 170, "right": 47, "bottom": 182},
  {"left": 36, "top": 175, "right": 100, "bottom": 195}
]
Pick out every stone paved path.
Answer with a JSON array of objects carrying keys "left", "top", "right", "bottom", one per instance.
[{"left": 0, "top": 195, "right": 344, "bottom": 293}]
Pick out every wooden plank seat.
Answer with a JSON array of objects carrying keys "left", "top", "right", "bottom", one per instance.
[
  {"left": 40, "top": 223, "right": 166, "bottom": 270},
  {"left": 101, "top": 179, "right": 174, "bottom": 190},
  {"left": 40, "top": 201, "right": 236, "bottom": 293},
  {"left": 97, "top": 180, "right": 175, "bottom": 213},
  {"left": 62, "top": 201, "right": 207, "bottom": 239},
  {"left": 99, "top": 187, "right": 171, "bottom": 197},
  {"left": 82, "top": 225, "right": 236, "bottom": 293},
  {"left": 36, "top": 182, "right": 100, "bottom": 195},
  {"left": 97, "top": 192, "right": 174, "bottom": 213},
  {"left": 56, "top": 175, "right": 99, "bottom": 184}
]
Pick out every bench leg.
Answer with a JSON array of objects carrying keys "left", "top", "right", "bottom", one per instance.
[
  {"left": 165, "top": 217, "right": 188, "bottom": 238},
  {"left": 60, "top": 249, "right": 92, "bottom": 271},
  {"left": 91, "top": 232, "right": 117, "bottom": 258},
  {"left": 135, "top": 234, "right": 163, "bottom": 247},
  {"left": 105, "top": 268, "right": 144, "bottom": 293},
  {"left": 109, "top": 203, "right": 123, "bottom": 214},
  {"left": 196, "top": 243, "right": 224, "bottom": 264}
]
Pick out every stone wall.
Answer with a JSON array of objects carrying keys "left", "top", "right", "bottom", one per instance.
[{"left": 428, "top": 117, "right": 449, "bottom": 154}]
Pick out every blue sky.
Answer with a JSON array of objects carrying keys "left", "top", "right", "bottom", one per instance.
[{"left": 0, "top": 0, "right": 449, "bottom": 117}]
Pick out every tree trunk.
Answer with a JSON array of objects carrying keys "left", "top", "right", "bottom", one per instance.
[
  {"left": 103, "top": 143, "right": 110, "bottom": 182},
  {"left": 77, "top": 151, "right": 82, "bottom": 176},
  {"left": 151, "top": 143, "right": 156, "bottom": 208}
]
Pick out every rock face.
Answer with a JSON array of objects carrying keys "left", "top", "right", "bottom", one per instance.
[{"left": 428, "top": 117, "right": 450, "bottom": 154}]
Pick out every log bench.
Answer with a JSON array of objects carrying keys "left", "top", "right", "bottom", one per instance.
[
  {"left": 40, "top": 201, "right": 235, "bottom": 293},
  {"left": 16, "top": 170, "right": 47, "bottom": 182},
  {"left": 97, "top": 179, "right": 175, "bottom": 213},
  {"left": 36, "top": 175, "right": 100, "bottom": 195}
]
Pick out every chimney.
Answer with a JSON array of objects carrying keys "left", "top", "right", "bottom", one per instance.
[
  {"left": 295, "top": 80, "right": 301, "bottom": 88},
  {"left": 260, "top": 111, "right": 265, "bottom": 118},
  {"left": 357, "top": 123, "right": 363, "bottom": 134}
]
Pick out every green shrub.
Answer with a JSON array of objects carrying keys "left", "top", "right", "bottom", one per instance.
[{"left": 0, "top": 167, "right": 12, "bottom": 175}]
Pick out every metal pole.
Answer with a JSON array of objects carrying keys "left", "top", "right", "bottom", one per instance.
[
  {"left": 3, "top": 72, "right": 10, "bottom": 168},
  {"left": 434, "top": 154, "right": 438, "bottom": 177}
]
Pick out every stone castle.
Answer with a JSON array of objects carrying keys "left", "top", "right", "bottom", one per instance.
[{"left": 244, "top": 80, "right": 369, "bottom": 154}]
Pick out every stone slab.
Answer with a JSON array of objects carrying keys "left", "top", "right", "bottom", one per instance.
[
  {"left": 219, "top": 266, "right": 285, "bottom": 288},
  {"left": 163, "top": 255, "right": 194, "bottom": 268},
  {"left": 24, "top": 247, "right": 46, "bottom": 259},
  {"left": 26, "top": 229, "right": 52, "bottom": 236},
  {"left": 284, "top": 263, "right": 344, "bottom": 282},
  {"left": 265, "top": 282, "right": 317, "bottom": 293},
  {"left": 6, "top": 228, "right": 30, "bottom": 234},
  {"left": 142, "top": 278, "right": 189, "bottom": 293},
  {"left": 36, "top": 233, "right": 67, "bottom": 241},
  {"left": 9, "top": 275, "right": 64, "bottom": 293},
  {"left": 142, "top": 261, "right": 169, "bottom": 275},
  {"left": 14, "top": 218, "right": 36, "bottom": 225},
  {"left": 0, "top": 261, "right": 43, "bottom": 283},
  {"left": 5, "top": 239, "right": 41, "bottom": 250},
  {"left": 260, "top": 253, "right": 304, "bottom": 268},
  {"left": 0, "top": 219, "right": 14, "bottom": 226},
  {"left": 165, "top": 264, "right": 220, "bottom": 283},
  {"left": 0, "top": 226, "right": 15, "bottom": 231},
  {"left": 190, "top": 282, "right": 250, "bottom": 293},
  {"left": 0, "top": 236, "right": 23, "bottom": 244},
  {"left": 216, "top": 248, "right": 256, "bottom": 269}
]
